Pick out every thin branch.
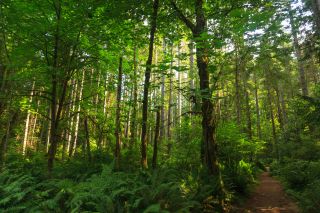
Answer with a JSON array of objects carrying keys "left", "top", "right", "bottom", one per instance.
[{"left": 169, "top": 0, "right": 196, "bottom": 33}]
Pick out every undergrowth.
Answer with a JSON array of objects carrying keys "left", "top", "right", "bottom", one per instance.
[
  {"left": 0, "top": 155, "right": 260, "bottom": 213},
  {"left": 271, "top": 159, "right": 320, "bottom": 213}
]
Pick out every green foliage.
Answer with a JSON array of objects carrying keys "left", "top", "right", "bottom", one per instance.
[
  {"left": 215, "top": 122, "right": 265, "bottom": 197},
  {"left": 223, "top": 160, "right": 255, "bottom": 195},
  {"left": 271, "top": 160, "right": 320, "bottom": 212},
  {"left": 217, "top": 122, "right": 265, "bottom": 163},
  {"left": 163, "top": 116, "right": 202, "bottom": 169},
  {"left": 299, "top": 180, "right": 320, "bottom": 213},
  {"left": 164, "top": 118, "right": 264, "bottom": 205},
  {"left": 0, "top": 161, "right": 204, "bottom": 212}
]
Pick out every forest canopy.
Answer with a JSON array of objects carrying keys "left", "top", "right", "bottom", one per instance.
[{"left": 0, "top": 0, "right": 319, "bottom": 212}]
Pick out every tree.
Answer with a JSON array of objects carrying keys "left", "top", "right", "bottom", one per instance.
[
  {"left": 141, "top": 0, "right": 160, "bottom": 169},
  {"left": 170, "top": 0, "right": 220, "bottom": 176}
]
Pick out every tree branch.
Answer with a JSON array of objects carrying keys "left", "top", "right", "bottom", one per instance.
[{"left": 169, "top": 0, "right": 196, "bottom": 33}]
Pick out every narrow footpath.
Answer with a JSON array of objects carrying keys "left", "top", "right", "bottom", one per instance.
[{"left": 239, "top": 171, "right": 299, "bottom": 213}]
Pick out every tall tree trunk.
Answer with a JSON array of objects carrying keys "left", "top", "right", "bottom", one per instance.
[
  {"left": 0, "top": 27, "right": 9, "bottom": 115},
  {"left": 171, "top": 0, "right": 221, "bottom": 176},
  {"left": 0, "top": 111, "right": 18, "bottom": 168},
  {"left": 140, "top": 0, "right": 159, "bottom": 169},
  {"left": 189, "top": 42, "right": 195, "bottom": 122},
  {"left": 66, "top": 80, "right": 78, "bottom": 156},
  {"left": 48, "top": 0, "right": 62, "bottom": 173},
  {"left": 30, "top": 98, "right": 40, "bottom": 148},
  {"left": 103, "top": 73, "right": 109, "bottom": 116},
  {"left": 254, "top": 73, "right": 262, "bottom": 139},
  {"left": 244, "top": 82, "right": 252, "bottom": 139},
  {"left": 130, "top": 47, "right": 138, "bottom": 147},
  {"left": 115, "top": 56, "right": 123, "bottom": 170},
  {"left": 267, "top": 88, "right": 279, "bottom": 160},
  {"left": 160, "top": 39, "right": 166, "bottom": 141},
  {"left": 235, "top": 47, "right": 242, "bottom": 126},
  {"left": 23, "top": 81, "right": 35, "bottom": 155},
  {"left": 275, "top": 86, "right": 284, "bottom": 131},
  {"left": 195, "top": 0, "right": 220, "bottom": 176},
  {"left": 279, "top": 87, "right": 287, "bottom": 125},
  {"left": 152, "top": 108, "right": 160, "bottom": 169},
  {"left": 288, "top": 3, "right": 308, "bottom": 96},
  {"left": 125, "top": 88, "right": 132, "bottom": 141},
  {"left": 167, "top": 44, "right": 173, "bottom": 153},
  {"left": 170, "top": 6, "right": 227, "bottom": 209},
  {"left": 177, "top": 43, "right": 182, "bottom": 127},
  {"left": 69, "top": 69, "right": 85, "bottom": 157},
  {"left": 46, "top": 108, "right": 51, "bottom": 153},
  {"left": 84, "top": 116, "right": 91, "bottom": 162},
  {"left": 311, "top": 0, "right": 320, "bottom": 61},
  {"left": 23, "top": 112, "right": 31, "bottom": 155}
]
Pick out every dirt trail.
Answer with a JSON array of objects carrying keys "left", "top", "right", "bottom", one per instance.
[{"left": 240, "top": 171, "right": 299, "bottom": 213}]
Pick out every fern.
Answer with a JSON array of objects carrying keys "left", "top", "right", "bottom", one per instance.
[{"left": 0, "top": 162, "right": 214, "bottom": 212}]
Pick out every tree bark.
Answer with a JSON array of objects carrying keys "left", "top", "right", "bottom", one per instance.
[
  {"left": 267, "top": 87, "right": 279, "bottom": 160},
  {"left": 140, "top": 0, "right": 159, "bottom": 169},
  {"left": 115, "top": 56, "right": 123, "bottom": 170},
  {"left": 311, "top": 0, "right": 320, "bottom": 62},
  {"left": 23, "top": 81, "right": 35, "bottom": 155},
  {"left": 130, "top": 47, "right": 138, "bottom": 147},
  {"left": 69, "top": 69, "right": 85, "bottom": 157},
  {"left": 244, "top": 81, "right": 252, "bottom": 139},
  {"left": 275, "top": 86, "right": 284, "bottom": 131},
  {"left": 177, "top": 43, "right": 182, "bottom": 127},
  {"left": 167, "top": 44, "right": 173, "bottom": 153},
  {"left": 152, "top": 108, "right": 160, "bottom": 169},
  {"left": 160, "top": 39, "right": 166, "bottom": 141},
  {"left": 84, "top": 116, "right": 91, "bottom": 162},
  {"left": 48, "top": 0, "right": 64, "bottom": 173},
  {"left": 0, "top": 111, "right": 18, "bottom": 168},
  {"left": 189, "top": 42, "right": 195, "bottom": 122},
  {"left": 254, "top": 73, "right": 262, "bottom": 139},
  {"left": 171, "top": 0, "right": 221, "bottom": 176},
  {"left": 235, "top": 47, "right": 242, "bottom": 126},
  {"left": 65, "top": 79, "right": 77, "bottom": 159}
]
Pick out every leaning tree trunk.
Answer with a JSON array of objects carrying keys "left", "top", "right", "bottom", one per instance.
[{"left": 140, "top": 0, "right": 159, "bottom": 169}]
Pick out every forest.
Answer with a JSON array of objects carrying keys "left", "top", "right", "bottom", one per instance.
[{"left": 0, "top": 0, "right": 319, "bottom": 212}]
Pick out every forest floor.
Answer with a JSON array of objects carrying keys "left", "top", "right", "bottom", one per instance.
[{"left": 235, "top": 170, "right": 300, "bottom": 213}]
